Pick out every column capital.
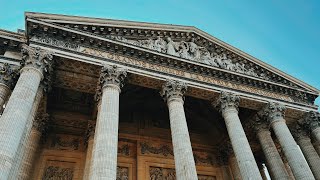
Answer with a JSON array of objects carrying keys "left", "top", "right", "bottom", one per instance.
[
  {"left": 32, "top": 113, "right": 49, "bottom": 133},
  {"left": 290, "top": 122, "right": 310, "bottom": 141},
  {"left": 21, "top": 44, "right": 54, "bottom": 80},
  {"left": 160, "top": 79, "right": 187, "bottom": 103},
  {"left": 258, "top": 102, "right": 286, "bottom": 124},
  {"left": 95, "top": 64, "right": 127, "bottom": 102},
  {"left": 250, "top": 115, "right": 269, "bottom": 133},
  {"left": 214, "top": 91, "right": 240, "bottom": 113},
  {"left": 300, "top": 111, "right": 320, "bottom": 133},
  {"left": 0, "top": 63, "right": 19, "bottom": 89}
]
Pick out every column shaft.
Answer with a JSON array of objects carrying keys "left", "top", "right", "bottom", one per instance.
[
  {"left": 167, "top": 99, "right": 198, "bottom": 179},
  {"left": 83, "top": 136, "right": 94, "bottom": 180},
  {"left": 312, "top": 128, "right": 320, "bottom": 145},
  {"left": 312, "top": 140, "right": 320, "bottom": 156},
  {"left": 256, "top": 130, "right": 289, "bottom": 180},
  {"left": 90, "top": 85, "right": 120, "bottom": 179},
  {"left": 229, "top": 154, "right": 242, "bottom": 180},
  {"left": 0, "top": 68, "right": 42, "bottom": 178},
  {"left": 9, "top": 87, "right": 43, "bottom": 179},
  {"left": 272, "top": 120, "right": 314, "bottom": 179},
  {"left": 222, "top": 108, "right": 262, "bottom": 179},
  {"left": 296, "top": 137, "right": 320, "bottom": 179}
]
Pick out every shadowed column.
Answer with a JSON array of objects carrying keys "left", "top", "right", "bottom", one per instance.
[
  {"left": 214, "top": 92, "right": 262, "bottom": 180},
  {"left": 0, "top": 45, "right": 53, "bottom": 179},
  {"left": 160, "top": 79, "right": 198, "bottom": 180},
  {"left": 90, "top": 65, "right": 127, "bottom": 180},
  {"left": 291, "top": 115, "right": 320, "bottom": 179},
  {"left": 300, "top": 111, "right": 320, "bottom": 155},
  {"left": 83, "top": 120, "right": 95, "bottom": 180},
  {"left": 251, "top": 115, "right": 290, "bottom": 180},
  {"left": 259, "top": 102, "right": 315, "bottom": 180}
]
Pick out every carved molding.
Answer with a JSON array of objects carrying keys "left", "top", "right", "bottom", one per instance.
[
  {"left": 140, "top": 142, "right": 174, "bottom": 157},
  {"left": 214, "top": 91, "right": 240, "bottom": 113},
  {"left": 42, "top": 166, "right": 73, "bottom": 180},
  {"left": 118, "top": 144, "right": 130, "bottom": 156},
  {"left": 51, "top": 135, "right": 80, "bottom": 150},
  {"left": 33, "top": 113, "right": 49, "bottom": 133},
  {"left": 160, "top": 79, "right": 187, "bottom": 102},
  {"left": 149, "top": 167, "right": 216, "bottom": 180},
  {"left": 95, "top": 64, "right": 127, "bottom": 101},
  {"left": 0, "top": 62, "right": 19, "bottom": 89},
  {"left": 258, "top": 102, "right": 286, "bottom": 124},
  {"left": 117, "top": 166, "right": 129, "bottom": 180}
]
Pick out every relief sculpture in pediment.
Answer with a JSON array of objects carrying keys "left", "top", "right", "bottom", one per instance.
[{"left": 107, "top": 35, "right": 266, "bottom": 79}]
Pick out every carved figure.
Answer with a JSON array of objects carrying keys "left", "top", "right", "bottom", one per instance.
[
  {"left": 154, "top": 36, "right": 166, "bottom": 53},
  {"left": 178, "top": 41, "right": 190, "bottom": 59},
  {"left": 189, "top": 38, "right": 201, "bottom": 61},
  {"left": 165, "top": 37, "right": 178, "bottom": 56}
]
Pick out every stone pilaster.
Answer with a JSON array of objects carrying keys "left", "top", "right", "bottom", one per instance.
[
  {"left": 0, "top": 62, "right": 19, "bottom": 111},
  {"left": 160, "top": 79, "right": 198, "bottom": 180},
  {"left": 251, "top": 115, "right": 290, "bottom": 180},
  {"left": 259, "top": 102, "right": 314, "bottom": 180},
  {"left": 90, "top": 64, "right": 127, "bottom": 180},
  {"left": 0, "top": 45, "right": 53, "bottom": 179},
  {"left": 83, "top": 120, "right": 95, "bottom": 180},
  {"left": 214, "top": 92, "right": 262, "bottom": 180},
  {"left": 291, "top": 121, "right": 320, "bottom": 179}
]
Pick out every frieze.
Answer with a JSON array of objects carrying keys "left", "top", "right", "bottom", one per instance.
[
  {"left": 51, "top": 135, "right": 80, "bottom": 150},
  {"left": 42, "top": 166, "right": 73, "bottom": 180},
  {"left": 31, "top": 35, "right": 80, "bottom": 51},
  {"left": 107, "top": 35, "right": 265, "bottom": 79},
  {"left": 140, "top": 142, "right": 173, "bottom": 157}
]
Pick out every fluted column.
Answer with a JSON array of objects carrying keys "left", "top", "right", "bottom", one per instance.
[
  {"left": 160, "top": 79, "right": 198, "bottom": 180},
  {"left": 0, "top": 63, "right": 18, "bottom": 112},
  {"left": 291, "top": 121, "right": 320, "bottom": 179},
  {"left": 214, "top": 92, "right": 262, "bottom": 180},
  {"left": 83, "top": 120, "right": 95, "bottom": 180},
  {"left": 0, "top": 45, "right": 53, "bottom": 179},
  {"left": 17, "top": 113, "right": 49, "bottom": 179},
  {"left": 251, "top": 116, "right": 290, "bottom": 180},
  {"left": 300, "top": 111, "right": 320, "bottom": 154},
  {"left": 90, "top": 65, "right": 127, "bottom": 180},
  {"left": 259, "top": 102, "right": 314, "bottom": 180},
  {"left": 8, "top": 86, "right": 44, "bottom": 179}
]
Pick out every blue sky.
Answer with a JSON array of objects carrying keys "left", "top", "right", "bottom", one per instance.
[{"left": 1, "top": 0, "right": 319, "bottom": 107}]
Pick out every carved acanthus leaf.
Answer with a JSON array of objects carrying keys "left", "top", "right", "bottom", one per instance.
[
  {"left": 21, "top": 44, "right": 54, "bottom": 76},
  {"left": 300, "top": 111, "right": 320, "bottom": 132},
  {"left": 290, "top": 122, "right": 309, "bottom": 141},
  {"left": 160, "top": 79, "right": 187, "bottom": 102},
  {"left": 95, "top": 64, "right": 127, "bottom": 101},
  {"left": 258, "top": 102, "right": 286, "bottom": 124},
  {"left": 214, "top": 91, "right": 240, "bottom": 112},
  {"left": 0, "top": 62, "right": 19, "bottom": 89},
  {"left": 250, "top": 115, "right": 269, "bottom": 133},
  {"left": 117, "top": 166, "right": 129, "bottom": 180}
]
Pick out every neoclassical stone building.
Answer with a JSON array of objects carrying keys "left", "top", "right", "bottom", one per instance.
[{"left": 0, "top": 12, "right": 319, "bottom": 180}]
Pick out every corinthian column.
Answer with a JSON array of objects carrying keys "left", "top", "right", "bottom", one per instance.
[
  {"left": 83, "top": 120, "right": 95, "bottom": 180},
  {"left": 17, "top": 113, "right": 49, "bottom": 180},
  {"left": 259, "top": 102, "right": 314, "bottom": 180},
  {"left": 301, "top": 111, "right": 320, "bottom": 154},
  {"left": 0, "top": 45, "right": 53, "bottom": 179},
  {"left": 291, "top": 121, "right": 320, "bottom": 179},
  {"left": 90, "top": 65, "right": 127, "bottom": 180},
  {"left": 0, "top": 62, "right": 18, "bottom": 111},
  {"left": 214, "top": 92, "right": 262, "bottom": 180},
  {"left": 160, "top": 79, "right": 198, "bottom": 180},
  {"left": 251, "top": 116, "right": 290, "bottom": 180}
]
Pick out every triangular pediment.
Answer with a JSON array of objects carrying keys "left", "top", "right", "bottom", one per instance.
[{"left": 24, "top": 12, "right": 319, "bottom": 105}]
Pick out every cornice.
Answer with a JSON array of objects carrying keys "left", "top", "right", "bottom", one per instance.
[{"left": 25, "top": 12, "right": 320, "bottom": 93}]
